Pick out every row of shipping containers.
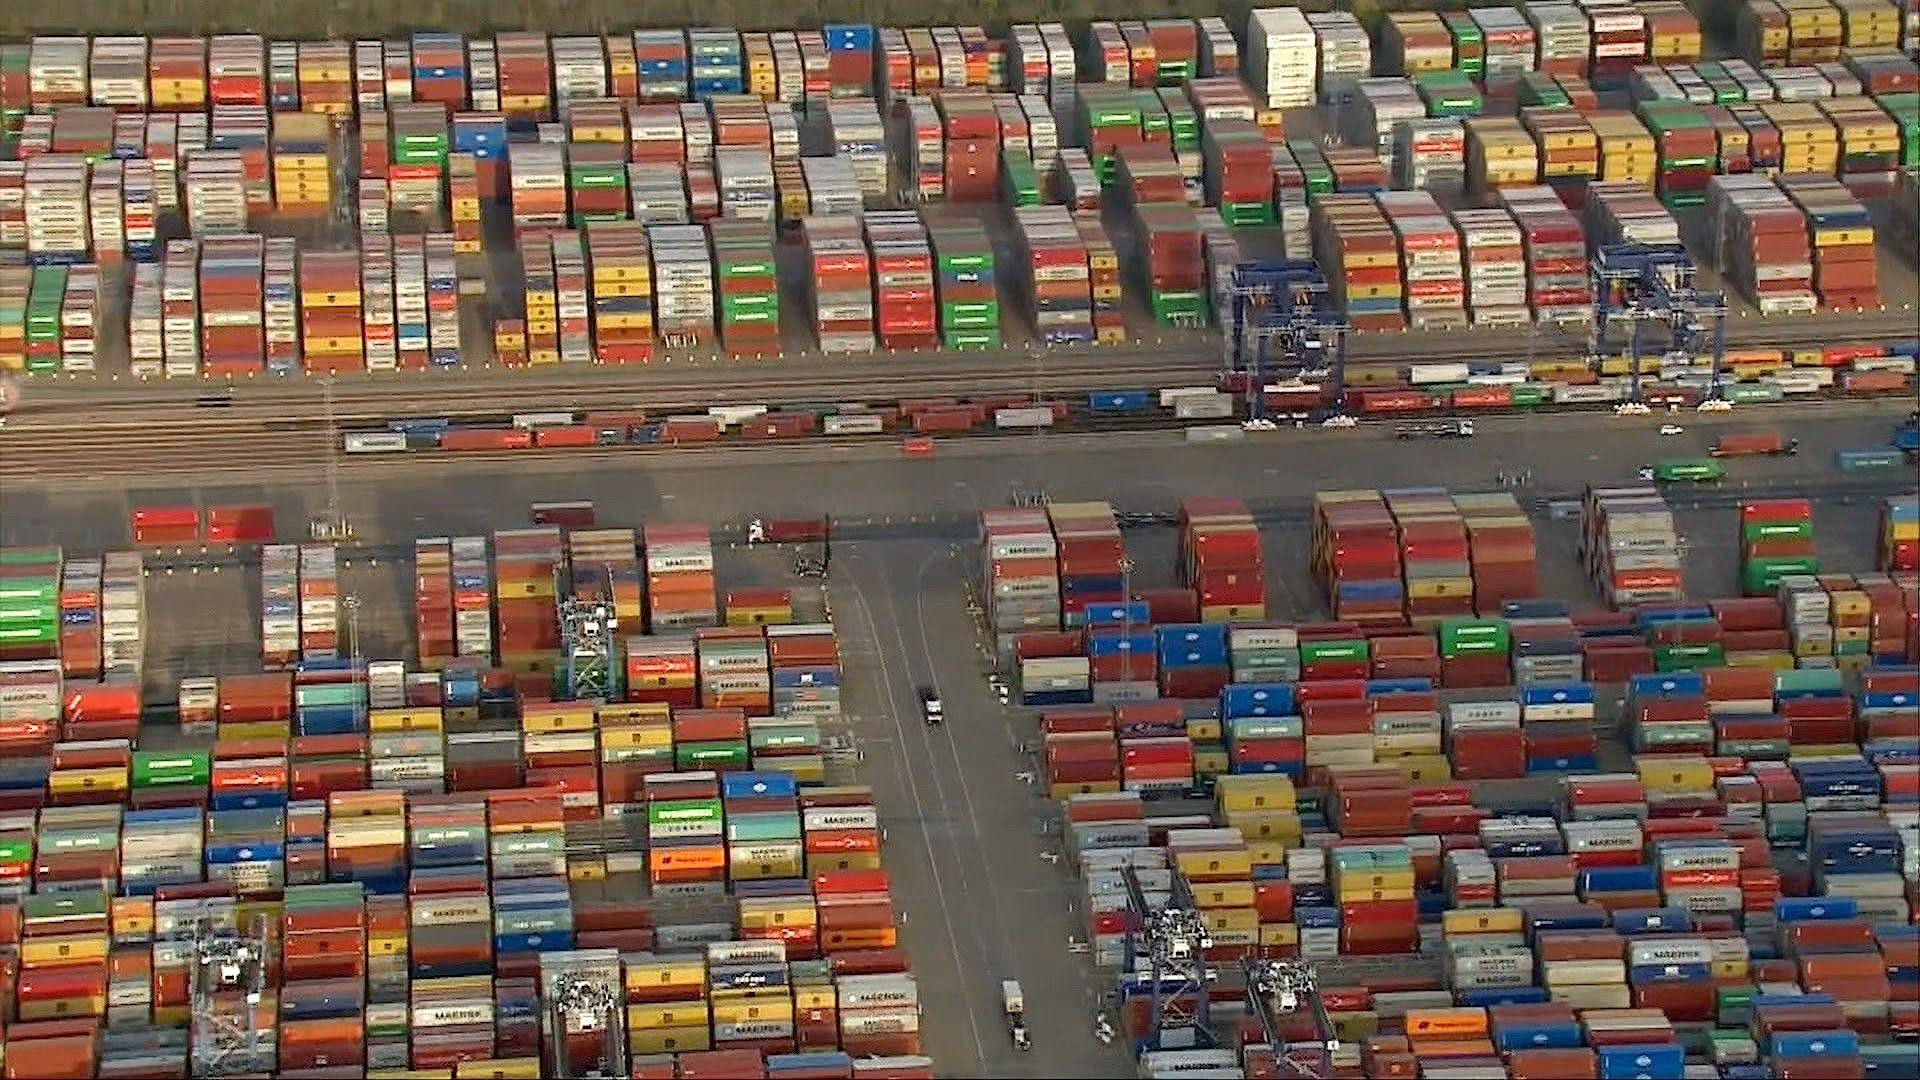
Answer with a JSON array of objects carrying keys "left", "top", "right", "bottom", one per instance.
[
  {"left": 5, "top": 0, "right": 1900, "bottom": 119},
  {"left": 1000, "top": 490, "right": 1920, "bottom": 1076},
  {"left": 4, "top": 62, "right": 1912, "bottom": 241},
  {"left": 0, "top": 524, "right": 933, "bottom": 1078}
]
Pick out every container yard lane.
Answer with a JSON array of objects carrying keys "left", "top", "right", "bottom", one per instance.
[{"left": 830, "top": 538, "right": 1133, "bottom": 1078}]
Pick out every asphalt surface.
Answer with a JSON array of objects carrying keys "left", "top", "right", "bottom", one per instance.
[{"left": 4, "top": 404, "right": 1914, "bottom": 1080}]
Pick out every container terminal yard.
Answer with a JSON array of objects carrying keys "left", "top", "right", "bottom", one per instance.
[{"left": 1, "top": 6, "right": 1920, "bottom": 1080}]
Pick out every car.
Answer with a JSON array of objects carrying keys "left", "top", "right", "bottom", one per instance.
[
  {"left": 987, "top": 674, "right": 1010, "bottom": 706},
  {"left": 919, "top": 686, "right": 943, "bottom": 725},
  {"left": 1659, "top": 424, "right": 1685, "bottom": 436}
]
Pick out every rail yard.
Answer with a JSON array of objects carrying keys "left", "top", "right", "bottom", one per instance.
[{"left": 1, "top": 5, "right": 1919, "bottom": 1080}]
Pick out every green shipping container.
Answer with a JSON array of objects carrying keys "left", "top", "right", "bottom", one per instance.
[
  {"left": 748, "top": 723, "right": 820, "bottom": 751},
  {"left": 1508, "top": 384, "right": 1550, "bottom": 407},
  {"left": 1654, "top": 642, "right": 1724, "bottom": 671},
  {"left": 1654, "top": 459, "right": 1724, "bottom": 482},
  {"left": 647, "top": 799, "right": 722, "bottom": 828},
  {"left": 943, "top": 329, "right": 1001, "bottom": 350},
  {"left": 1741, "top": 520, "right": 1812, "bottom": 541},
  {"left": 676, "top": 741, "right": 749, "bottom": 770},
  {"left": 725, "top": 811, "right": 802, "bottom": 842},
  {"left": 1741, "top": 558, "right": 1819, "bottom": 595},
  {"left": 1150, "top": 293, "right": 1207, "bottom": 327},
  {"left": 131, "top": 750, "right": 213, "bottom": 788},
  {"left": 1723, "top": 382, "right": 1784, "bottom": 404},
  {"left": 1439, "top": 619, "right": 1511, "bottom": 656},
  {"left": 1299, "top": 640, "right": 1369, "bottom": 665},
  {"left": 1222, "top": 202, "right": 1278, "bottom": 227},
  {"left": 1773, "top": 667, "right": 1844, "bottom": 695},
  {"left": 1718, "top": 737, "right": 1789, "bottom": 759}
]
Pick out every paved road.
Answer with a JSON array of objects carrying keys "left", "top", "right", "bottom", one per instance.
[
  {"left": 832, "top": 540, "right": 1133, "bottom": 1078},
  {"left": 4, "top": 311, "right": 1914, "bottom": 482},
  {"left": 12, "top": 405, "right": 1907, "bottom": 1078}
]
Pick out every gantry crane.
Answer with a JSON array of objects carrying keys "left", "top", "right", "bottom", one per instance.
[
  {"left": 1245, "top": 958, "right": 1340, "bottom": 1079},
  {"left": 1589, "top": 243, "right": 1728, "bottom": 408},
  {"left": 1121, "top": 863, "right": 1216, "bottom": 1053},
  {"left": 541, "top": 952, "right": 628, "bottom": 1079},
  {"left": 188, "top": 913, "right": 274, "bottom": 1076},
  {"left": 1224, "top": 260, "right": 1352, "bottom": 421},
  {"left": 556, "top": 565, "right": 620, "bottom": 701}
]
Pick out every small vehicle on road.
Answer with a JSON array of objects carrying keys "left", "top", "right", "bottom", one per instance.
[
  {"left": 1003, "top": 981, "right": 1031, "bottom": 1051},
  {"left": 919, "top": 686, "right": 943, "bottom": 726},
  {"left": 1710, "top": 432, "right": 1799, "bottom": 457},
  {"left": 1395, "top": 418, "right": 1475, "bottom": 440},
  {"left": 1659, "top": 425, "right": 1685, "bottom": 436},
  {"left": 1639, "top": 459, "right": 1726, "bottom": 484}
]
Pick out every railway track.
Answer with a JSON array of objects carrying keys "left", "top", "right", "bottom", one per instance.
[
  {"left": 1, "top": 316, "right": 1909, "bottom": 481},
  {"left": 7, "top": 313, "right": 1913, "bottom": 427},
  {"left": 1, "top": 387, "right": 1910, "bottom": 483},
  {"left": 1, "top": 384, "right": 1910, "bottom": 482}
]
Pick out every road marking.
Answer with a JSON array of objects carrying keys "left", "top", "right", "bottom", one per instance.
[{"left": 832, "top": 558, "right": 989, "bottom": 1068}]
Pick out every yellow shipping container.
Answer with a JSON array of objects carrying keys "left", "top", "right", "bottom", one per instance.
[
  {"left": 1636, "top": 755, "right": 1715, "bottom": 792},
  {"left": 520, "top": 706, "right": 595, "bottom": 733},
  {"left": 1216, "top": 774, "right": 1296, "bottom": 811},
  {"left": 219, "top": 720, "right": 291, "bottom": 741},
  {"left": 1174, "top": 847, "right": 1253, "bottom": 880},
  {"left": 1336, "top": 869, "right": 1417, "bottom": 894},
  {"left": 1190, "top": 880, "right": 1257, "bottom": 908},
  {"left": 1259, "top": 922, "right": 1299, "bottom": 947},
  {"left": 711, "top": 999, "right": 792, "bottom": 1027},
  {"left": 369, "top": 708, "right": 444, "bottom": 733},
  {"left": 625, "top": 960, "right": 705, "bottom": 995},
  {"left": 21, "top": 934, "right": 109, "bottom": 966},
  {"left": 1407, "top": 577, "right": 1474, "bottom": 599},
  {"left": 1201, "top": 907, "right": 1260, "bottom": 935},
  {"left": 1192, "top": 744, "right": 1229, "bottom": 776},
  {"left": 1443, "top": 906, "right": 1526, "bottom": 934},
  {"left": 1813, "top": 227, "right": 1875, "bottom": 247},
  {"left": 1246, "top": 839, "right": 1292, "bottom": 867},
  {"left": 455, "top": 1059, "right": 543, "bottom": 1080}
]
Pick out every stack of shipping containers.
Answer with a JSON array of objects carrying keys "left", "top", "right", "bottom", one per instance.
[
  {"left": 1450, "top": 207, "right": 1531, "bottom": 326},
  {"left": 1312, "top": 195, "right": 1404, "bottom": 332},
  {"left": 980, "top": 508, "right": 1062, "bottom": 662},
  {"left": 1582, "top": 484, "right": 1685, "bottom": 607},
  {"left": 1706, "top": 173, "right": 1819, "bottom": 315},
  {"left": 853, "top": 211, "right": 932, "bottom": 349},
  {"left": 710, "top": 221, "right": 779, "bottom": 356},
  {"left": 1499, "top": 186, "right": 1593, "bottom": 322},
  {"left": 1377, "top": 191, "right": 1468, "bottom": 331},
  {"left": 585, "top": 220, "right": 654, "bottom": 363},
  {"left": 1014, "top": 206, "right": 1092, "bottom": 345},
  {"left": 1740, "top": 498, "right": 1820, "bottom": 595},
  {"left": 298, "top": 249, "right": 362, "bottom": 374},
  {"left": 1179, "top": 497, "right": 1266, "bottom": 622},
  {"left": 1312, "top": 491, "right": 1405, "bottom": 625},
  {"left": 924, "top": 213, "right": 999, "bottom": 349},
  {"left": 494, "top": 527, "right": 562, "bottom": 678},
  {"left": 650, "top": 224, "right": 714, "bottom": 349},
  {"left": 644, "top": 523, "right": 718, "bottom": 631},
  {"left": 802, "top": 215, "right": 875, "bottom": 354},
  {"left": 199, "top": 235, "right": 264, "bottom": 373},
  {"left": 1777, "top": 172, "right": 1881, "bottom": 308}
]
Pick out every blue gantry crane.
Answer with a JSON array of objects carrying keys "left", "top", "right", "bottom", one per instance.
[
  {"left": 1121, "top": 864, "right": 1217, "bottom": 1054},
  {"left": 1588, "top": 243, "right": 1728, "bottom": 405},
  {"left": 1225, "top": 260, "right": 1351, "bottom": 420}
]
